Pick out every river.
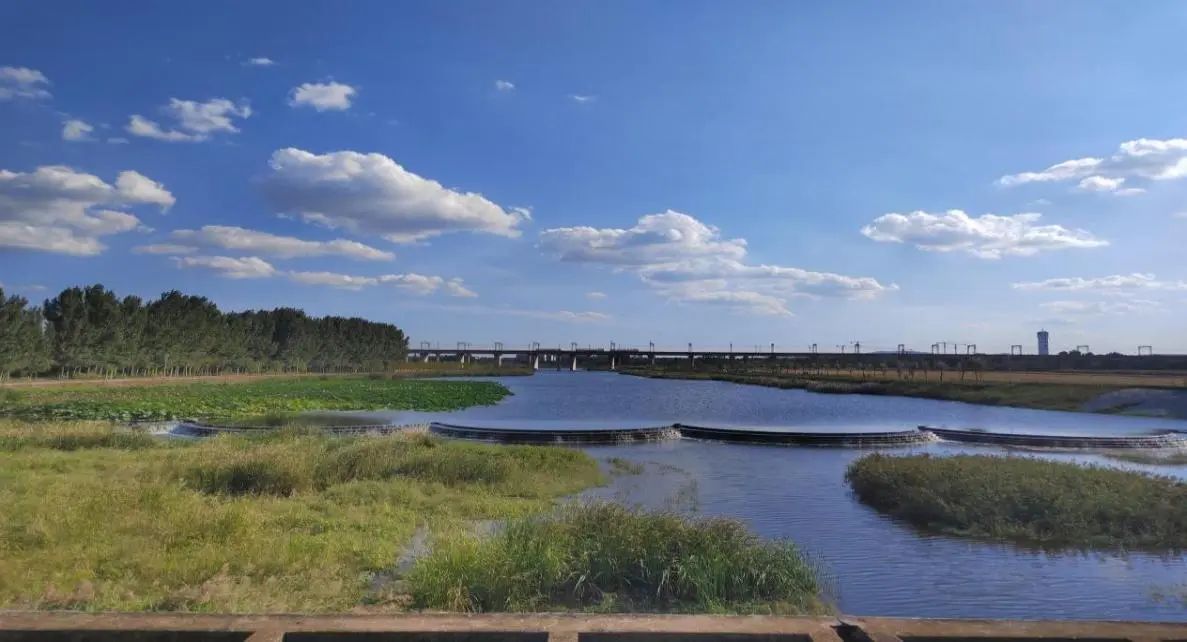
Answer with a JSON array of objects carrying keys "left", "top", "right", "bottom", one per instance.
[{"left": 359, "top": 371, "right": 1187, "bottom": 621}]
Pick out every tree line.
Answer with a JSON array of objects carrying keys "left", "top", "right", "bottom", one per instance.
[{"left": 0, "top": 284, "right": 408, "bottom": 380}]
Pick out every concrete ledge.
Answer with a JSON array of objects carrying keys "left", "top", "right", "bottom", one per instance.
[{"left": 1, "top": 613, "right": 1185, "bottom": 642}]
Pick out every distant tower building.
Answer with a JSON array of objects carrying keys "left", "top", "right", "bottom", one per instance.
[{"left": 1037, "top": 330, "right": 1050, "bottom": 356}]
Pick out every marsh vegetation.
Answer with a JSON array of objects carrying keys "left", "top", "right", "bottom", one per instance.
[
  {"left": 0, "top": 376, "right": 509, "bottom": 421},
  {"left": 0, "top": 422, "right": 601, "bottom": 611},
  {"left": 846, "top": 453, "right": 1187, "bottom": 550},
  {"left": 408, "top": 502, "right": 826, "bottom": 614}
]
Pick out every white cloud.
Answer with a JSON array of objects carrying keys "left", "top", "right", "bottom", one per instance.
[
  {"left": 586, "top": 291, "right": 607, "bottom": 300},
  {"left": 1174, "top": 211, "right": 1187, "bottom": 220},
  {"left": 494, "top": 80, "right": 515, "bottom": 92},
  {"left": 62, "top": 119, "right": 95, "bottom": 142},
  {"left": 169, "top": 225, "right": 393, "bottom": 261},
  {"left": 288, "top": 271, "right": 377, "bottom": 290},
  {"left": 127, "top": 115, "right": 201, "bottom": 142},
  {"left": 540, "top": 211, "right": 892, "bottom": 316},
  {"left": 126, "top": 98, "right": 251, "bottom": 142},
  {"left": 107, "top": 137, "right": 129, "bottom": 145},
  {"left": 1013, "top": 273, "right": 1187, "bottom": 294},
  {"left": 999, "top": 137, "right": 1187, "bottom": 193},
  {"left": 1040, "top": 299, "right": 1161, "bottom": 316},
  {"left": 173, "top": 255, "right": 276, "bottom": 279},
  {"left": 263, "top": 148, "right": 529, "bottom": 243},
  {"left": 289, "top": 81, "right": 356, "bottom": 111},
  {"left": 244, "top": 57, "right": 275, "bottom": 67},
  {"left": 115, "top": 171, "right": 176, "bottom": 209},
  {"left": 1077, "top": 175, "right": 1124, "bottom": 192},
  {"left": 570, "top": 94, "right": 595, "bottom": 103},
  {"left": 0, "top": 66, "right": 50, "bottom": 100},
  {"left": 379, "top": 273, "right": 477, "bottom": 297},
  {"left": 0, "top": 165, "right": 173, "bottom": 255},
  {"left": 861, "top": 210, "right": 1107, "bottom": 259},
  {"left": 133, "top": 243, "right": 197, "bottom": 255}
]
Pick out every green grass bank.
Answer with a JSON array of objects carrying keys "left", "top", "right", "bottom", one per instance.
[
  {"left": 0, "top": 421, "right": 602, "bottom": 612},
  {"left": 407, "top": 502, "right": 827, "bottom": 615},
  {"left": 622, "top": 369, "right": 1117, "bottom": 413},
  {"left": 0, "top": 376, "right": 510, "bottom": 421},
  {"left": 846, "top": 453, "right": 1187, "bottom": 550}
]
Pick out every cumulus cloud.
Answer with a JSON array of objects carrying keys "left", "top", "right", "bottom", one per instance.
[
  {"left": 133, "top": 243, "right": 197, "bottom": 255},
  {"left": 62, "top": 119, "right": 95, "bottom": 142},
  {"left": 115, "top": 171, "right": 176, "bottom": 209},
  {"left": 173, "top": 255, "right": 277, "bottom": 279},
  {"left": 0, "top": 66, "right": 50, "bottom": 100},
  {"left": 244, "top": 57, "right": 275, "bottom": 67},
  {"left": 168, "top": 225, "right": 393, "bottom": 261},
  {"left": 0, "top": 165, "right": 173, "bottom": 255},
  {"left": 263, "top": 148, "right": 529, "bottom": 243},
  {"left": 379, "top": 273, "right": 477, "bottom": 297},
  {"left": 288, "top": 271, "right": 377, "bottom": 290},
  {"left": 164, "top": 255, "right": 476, "bottom": 296},
  {"left": 861, "top": 210, "right": 1107, "bottom": 259},
  {"left": 999, "top": 137, "right": 1187, "bottom": 193},
  {"left": 540, "top": 211, "right": 893, "bottom": 316},
  {"left": 127, "top": 98, "right": 251, "bottom": 142},
  {"left": 289, "top": 81, "right": 356, "bottom": 111},
  {"left": 494, "top": 80, "right": 515, "bottom": 92},
  {"left": 1040, "top": 299, "right": 1161, "bottom": 316},
  {"left": 1013, "top": 273, "right": 1187, "bottom": 294}
]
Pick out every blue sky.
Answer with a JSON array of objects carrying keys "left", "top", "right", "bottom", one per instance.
[{"left": 3, "top": 1, "right": 1187, "bottom": 354}]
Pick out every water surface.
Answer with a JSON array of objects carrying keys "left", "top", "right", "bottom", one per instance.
[{"left": 370, "top": 372, "right": 1187, "bottom": 621}]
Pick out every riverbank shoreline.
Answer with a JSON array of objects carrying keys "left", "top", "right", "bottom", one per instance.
[{"left": 618, "top": 368, "right": 1187, "bottom": 417}]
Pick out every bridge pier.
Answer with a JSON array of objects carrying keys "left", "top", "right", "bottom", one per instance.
[{"left": 495, "top": 352, "right": 503, "bottom": 368}]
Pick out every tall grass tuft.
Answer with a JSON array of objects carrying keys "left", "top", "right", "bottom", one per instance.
[
  {"left": 846, "top": 453, "right": 1187, "bottom": 550},
  {"left": 0, "top": 420, "right": 156, "bottom": 451},
  {"left": 407, "top": 502, "right": 826, "bottom": 614}
]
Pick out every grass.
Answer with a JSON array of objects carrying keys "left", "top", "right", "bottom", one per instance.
[
  {"left": 0, "top": 376, "right": 510, "bottom": 421},
  {"left": 0, "top": 422, "right": 602, "bottom": 612},
  {"left": 407, "top": 502, "right": 826, "bottom": 615},
  {"left": 0, "top": 420, "right": 158, "bottom": 451},
  {"left": 845, "top": 453, "right": 1187, "bottom": 550},
  {"left": 623, "top": 369, "right": 1122, "bottom": 413}
]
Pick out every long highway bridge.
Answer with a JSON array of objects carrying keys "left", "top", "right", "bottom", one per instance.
[
  {"left": 410, "top": 342, "right": 940, "bottom": 371},
  {"left": 408, "top": 342, "right": 1178, "bottom": 371}
]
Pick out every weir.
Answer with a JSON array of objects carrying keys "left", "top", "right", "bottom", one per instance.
[{"left": 168, "top": 421, "right": 1187, "bottom": 450}]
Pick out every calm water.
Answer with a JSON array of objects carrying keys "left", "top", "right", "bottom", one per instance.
[{"left": 369, "top": 372, "right": 1187, "bottom": 621}]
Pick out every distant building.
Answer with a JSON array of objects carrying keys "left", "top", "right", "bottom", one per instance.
[{"left": 1037, "top": 330, "right": 1049, "bottom": 356}]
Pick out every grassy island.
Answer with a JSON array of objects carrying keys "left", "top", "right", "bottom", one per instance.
[
  {"left": 621, "top": 367, "right": 1172, "bottom": 413},
  {"left": 846, "top": 453, "right": 1187, "bottom": 550},
  {"left": 0, "top": 375, "right": 510, "bottom": 422}
]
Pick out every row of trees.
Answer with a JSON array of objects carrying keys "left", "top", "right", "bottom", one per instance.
[{"left": 0, "top": 284, "right": 408, "bottom": 379}]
